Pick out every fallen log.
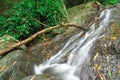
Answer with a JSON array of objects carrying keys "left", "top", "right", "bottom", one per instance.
[{"left": 0, "top": 23, "right": 85, "bottom": 56}]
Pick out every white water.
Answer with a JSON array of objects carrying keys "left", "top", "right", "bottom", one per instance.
[{"left": 34, "top": 9, "right": 112, "bottom": 80}]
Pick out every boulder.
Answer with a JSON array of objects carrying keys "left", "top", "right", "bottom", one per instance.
[
  {"left": 22, "top": 74, "right": 56, "bottom": 80},
  {"left": 0, "top": 35, "right": 32, "bottom": 80},
  {"left": 93, "top": 6, "right": 120, "bottom": 79}
]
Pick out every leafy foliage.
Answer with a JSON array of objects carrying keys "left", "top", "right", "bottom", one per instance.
[
  {"left": 82, "top": 0, "right": 119, "bottom": 4},
  {"left": 96, "top": 0, "right": 119, "bottom": 5},
  {"left": 0, "top": 0, "right": 66, "bottom": 39},
  {"left": 0, "top": 0, "right": 119, "bottom": 39}
]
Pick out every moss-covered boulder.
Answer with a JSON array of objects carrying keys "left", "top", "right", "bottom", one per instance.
[{"left": 0, "top": 35, "right": 32, "bottom": 80}]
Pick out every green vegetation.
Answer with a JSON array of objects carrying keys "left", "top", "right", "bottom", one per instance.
[
  {"left": 0, "top": 0, "right": 120, "bottom": 40},
  {"left": 0, "top": 0, "right": 66, "bottom": 39},
  {"left": 96, "top": 0, "right": 119, "bottom": 5},
  {"left": 83, "top": 0, "right": 119, "bottom": 4},
  {"left": 108, "top": 70, "right": 112, "bottom": 80}
]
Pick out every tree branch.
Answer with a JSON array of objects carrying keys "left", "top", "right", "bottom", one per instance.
[{"left": 0, "top": 23, "right": 85, "bottom": 56}]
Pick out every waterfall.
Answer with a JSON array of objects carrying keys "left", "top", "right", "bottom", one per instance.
[{"left": 34, "top": 9, "right": 112, "bottom": 80}]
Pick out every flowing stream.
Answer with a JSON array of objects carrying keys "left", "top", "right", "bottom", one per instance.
[{"left": 34, "top": 9, "right": 112, "bottom": 80}]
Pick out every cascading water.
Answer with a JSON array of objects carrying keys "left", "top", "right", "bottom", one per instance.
[{"left": 34, "top": 9, "right": 112, "bottom": 80}]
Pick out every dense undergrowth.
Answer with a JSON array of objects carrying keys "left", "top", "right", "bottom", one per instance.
[
  {"left": 0, "top": 0, "right": 119, "bottom": 40},
  {"left": 96, "top": 0, "right": 119, "bottom": 5},
  {"left": 0, "top": 0, "right": 66, "bottom": 39}
]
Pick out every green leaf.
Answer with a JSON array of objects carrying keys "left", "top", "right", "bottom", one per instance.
[
  {"left": 0, "top": 0, "right": 66, "bottom": 39},
  {"left": 3, "top": 37, "right": 9, "bottom": 43},
  {"left": 108, "top": 70, "right": 112, "bottom": 80},
  {"left": 109, "top": 0, "right": 118, "bottom": 4}
]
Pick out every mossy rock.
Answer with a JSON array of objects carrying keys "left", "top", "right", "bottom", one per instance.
[{"left": 0, "top": 35, "right": 27, "bottom": 52}]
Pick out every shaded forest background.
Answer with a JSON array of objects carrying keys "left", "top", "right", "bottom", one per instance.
[{"left": 0, "top": 0, "right": 119, "bottom": 40}]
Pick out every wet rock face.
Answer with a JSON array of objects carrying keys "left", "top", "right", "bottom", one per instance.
[
  {"left": 94, "top": 37, "right": 120, "bottom": 79},
  {"left": 93, "top": 7, "right": 120, "bottom": 80},
  {"left": 111, "top": 37, "right": 120, "bottom": 54},
  {"left": 22, "top": 74, "right": 70, "bottom": 80},
  {"left": 114, "top": 37, "right": 120, "bottom": 54},
  {"left": 0, "top": 35, "right": 32, "bottom": 80},
  {"left": 95, "top": 37, "right": 120, "bottom": 55},
  {"left": 109, "top": 9, "right": 120, "bottom": 54},
  {"left": 22, "top": 74, "right": 56, "bottom": 80}
]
